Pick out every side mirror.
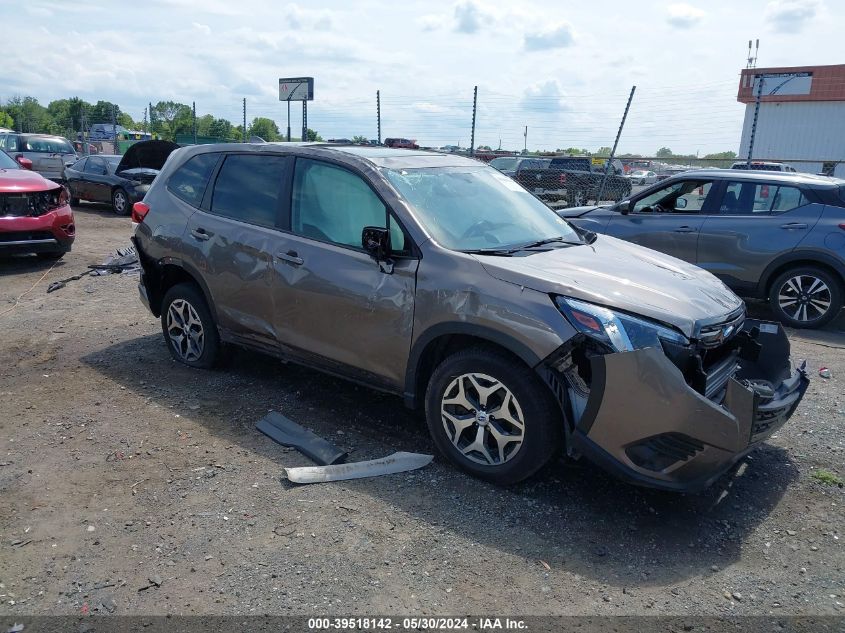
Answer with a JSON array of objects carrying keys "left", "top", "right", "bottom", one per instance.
[
  {"left": 617, "top": 200, "right": 631, "bottom": 215},
  {"left": 676, "top": 197, "right": 688, "bottom": 210},
  {"left": 15, "top": 155, "right": 33, "bottom": 170},
  {"left": 362, "top": 226, "right": 390, "bottom": 260}
]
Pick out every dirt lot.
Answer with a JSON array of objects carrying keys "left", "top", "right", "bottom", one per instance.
[{"left": 1, "top": 206, "right": 843, "bottom": 617}]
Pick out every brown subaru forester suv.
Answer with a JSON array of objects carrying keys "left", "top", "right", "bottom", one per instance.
[{"left": 131, "top": 143, "right": 808, "bottom": 491}]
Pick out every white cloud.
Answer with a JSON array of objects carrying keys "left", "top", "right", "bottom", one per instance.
[
  {"left": 523, "top": 23, "right": 575, "bottom": 51},
  {"left": 453, "top": 1, "right": 494, "bottom": 34},
  {"left": 191, "top": 22, "right": 212, "bottom": 36},
  {"left": 666, "top": 3, "right": 706, "bottom": 28},
  {"left": 764, "top": 0, "right": 822, "bottom": 33},
  {"left": 521, "top": 80, "right": 569, "bottom": 112}
]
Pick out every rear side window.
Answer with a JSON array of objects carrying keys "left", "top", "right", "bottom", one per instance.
[
  {"left": 5, "top": 135, "right": 19, "bottom": 152},
  {"left": 719, "top": 181, "right": 807, "bottom": 215},
  {"left": 210, "top": 154, "right": 287, "bottom": 227},
  {"left": 23, "top": 136, "right": 74, "bottom": 154},
  {"left": 167, "top": 153, "right": 218, "bottom": 207}
]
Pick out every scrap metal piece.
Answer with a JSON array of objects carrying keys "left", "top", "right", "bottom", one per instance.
[
  {"left": 284, "top": 451, "right": 433, "bottom": 484},
  {"left": 257, "top": 411, "right": 347, "bottom": 466}
]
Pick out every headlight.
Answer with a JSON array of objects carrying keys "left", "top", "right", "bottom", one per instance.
[{"left": 555, "top": 296, "right": 688, "bottom": 352}]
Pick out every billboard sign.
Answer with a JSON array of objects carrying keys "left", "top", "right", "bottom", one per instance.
[
  {"left": 753, "top": 72, "right": 812, "bottom": 96},
  {"left": 279, "top": 77, "right": 314, "bottom": 101}
]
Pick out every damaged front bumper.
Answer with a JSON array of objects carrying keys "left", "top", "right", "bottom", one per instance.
[{"left": 562, "top": 319, "right": 808, "bottom": 492}]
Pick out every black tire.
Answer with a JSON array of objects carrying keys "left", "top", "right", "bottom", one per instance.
[
  {"left": 160, "top": 283, "right": 221, "bottom": 368},
  {"left": 424, "top": 347, "right": 562, "bottom": 485},
  {"left": 112, "top": 187, "right": 129, "bottom": 216},
  {"left": 70, "top": 196, "right": 81, "bottom": 206},
  {"left": 768, "top": 266, "right": 843, "bottom": 329},
  {"left": 36, "top": 251, "right": 65, "bottom": 261}
]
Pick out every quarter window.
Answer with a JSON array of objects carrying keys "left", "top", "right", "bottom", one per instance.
[
  {"left": 291, "top": 159, "right": 387, "bottom": 249},
  {"left": 210, "top": 154, "right": 287, "bottom": 227},
  {"left": 719, "top": 182, "right": 807, "bottom": 215},
  {"left": 167, "top": 153, "right": 219, "bottom": 207}
]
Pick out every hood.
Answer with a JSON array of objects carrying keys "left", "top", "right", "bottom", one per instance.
[
  {"left": 116, "top": 167, "right": 159, "bottom": 184},
  {"left": 0, "top": 168, "right": 61, "bottom": 193},
  {"left": 116, "top": 140, "right": 179, "bottom": 174},
  {"left": 476, "top": 234, "right": 743, "bottom": 338}
]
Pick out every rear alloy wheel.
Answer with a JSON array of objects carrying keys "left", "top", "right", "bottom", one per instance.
[
  {"left": 425, "top": 348, "right": 561, "bottom": 485},
  {"left": 112, "top": 187, "right": 129, "bottom": 215},
  {"left": 769, "top": 266, "right": 842, "bottom": 329},
  {"left": 160, "top": 283, "right": 221, "bottom": 368}
]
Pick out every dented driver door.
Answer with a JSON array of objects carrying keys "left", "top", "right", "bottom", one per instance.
[{"left": 272, "top": 158, "right": 418, "bottom": 390}]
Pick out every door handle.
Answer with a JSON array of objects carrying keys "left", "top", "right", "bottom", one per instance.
[
  {"left": 190, "top": 228, "right": 212, "bottom": 241},
  {"left": 277, "top": 250, "right": 303, "bottom": 265},
  {"left": 780, "top": 222, "right": 808, "bottom": 230},
  {"left": 674, "top": 226, "right": 697, "bottom": 233}
]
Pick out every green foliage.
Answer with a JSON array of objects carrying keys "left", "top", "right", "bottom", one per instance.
[
  {"left": 703, "top": 150, "right": 737, "bottom": 160},
  {"left": 594, "top": 146, "right": 612, "bottom": 156},
  {"left": 558, "top": 147, "right": 590, "bottom": 155},
  {"left": 0, "top": 111, "right": 13, "bottom": 129},
  {"left": 811, "top": 469, "right": 843, "bottom": 486},
  {"left": 3, "top": 96, "right": 52, "bottom": 134},
  {"left": 351, "top": 135, "right": 368, "bottom": 144},
  {"left": 249, "top": 117, "right": 280, "bottom": 141},
  {"left": 151, "top": 101, "right": 193, "bottom": 141},
  {"left": 656, "top": 147, "right": 673, "bottom": 157},
  {"left": 89, "top": 100, "right": 121, "bottom": 124},
  {"left": 306, "top": 128, "right": 322, "bottom": 142}
]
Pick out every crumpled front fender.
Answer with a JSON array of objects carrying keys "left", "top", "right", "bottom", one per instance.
[{"left": 571, "top": 320, "right": 808, "bottom": 492}]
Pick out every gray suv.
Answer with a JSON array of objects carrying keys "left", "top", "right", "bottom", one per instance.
[
  {"left": 560, "top": 170, "right": 845, "bottom": 328},
  {"left": 132, "top": 145, "right": 808, "bottom": 491},
  {"left": 0, "top": 133, "right": 77, "bottom": 182}
]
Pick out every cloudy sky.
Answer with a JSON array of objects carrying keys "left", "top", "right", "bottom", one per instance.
[{"left": 1, "top": 0, "right": 840, "bottom": 153}]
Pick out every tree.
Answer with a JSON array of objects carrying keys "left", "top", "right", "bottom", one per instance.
[
  {"left": 117, "top": 112, "right": 135, "bottom": 129},
  {"left": 655, "top": 147, "right": 673, "bottom": 158},
  {"left": 3, "top": 96, "right": 51, "bottom": 134},
  {"left": 46, "top": 97, "right": 90, "bottom": 135},
  {"left": 306, "top": 128, "right": 322, "bottom": 142},
  {"left": 208, "top": 118, "right": 234, "bottom": 140},
  {"left": 703, "top": 150, "right": 737, "bottom": 159},
  {"left": 249, "top": 117, "right": 280, "bottom": 141},
  {"left": 559, "top": 147, "right": 589, "bottom": 155},
  {"left": 89, "top": 100, "right": 121, "bottom": 125},
  {"left": 0, "top": 111, "right": 13, "bottom": 129},
  {"left": 351, "top": 135, "right": 368, "bottom": 144},
  {"left": 151, "top": 101, "right": 192, "bottom": 141},
  {"left": 595, "top": 146, "right": 612, "bottom": 156}
]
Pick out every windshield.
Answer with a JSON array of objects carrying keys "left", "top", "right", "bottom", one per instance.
[
  {"left": 384, "top": 166, "right": 581, "bottom": 251},
  {"left": 23, "top": 136, "right": 75, "bottom": 154},
  {"left": 0, "top": 150, "right": 19, "bottom": 169}
]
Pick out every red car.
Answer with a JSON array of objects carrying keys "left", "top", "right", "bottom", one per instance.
[{"left": 0, "top": 150, "right": 74, "bottom": 260}]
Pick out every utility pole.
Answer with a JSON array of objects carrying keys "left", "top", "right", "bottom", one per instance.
[
  {"left": 376, "top": 90, "right": 381, "bottom": 144},
  {"left": 143, "top": 107, "right": 147, "bottom": 134},
  {"left": 192, "top": 101, "right": 197, "bottom": 144},
  {"left": 243, "top": 97, "right": 247, "bottom": 142},
  {"left": 149, "top": 102, "right": 154, "bottom": 138},
  {"left": 470, "top": 85, "right": 477, "bottom": 157},
  {"left": 523, "top": 125, "right": 528, "bottom": 153},
  {"left": 746, "top": 74, "right": 764, "bottom": 167},
  {"left": 597, "top": 85, "right": 636, "bottom": 203},
  {"left": 111, "top": 103, "right": 118, "bottom": 154}
]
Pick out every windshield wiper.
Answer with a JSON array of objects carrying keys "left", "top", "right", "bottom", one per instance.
[
  {"left": 516, "top": 236, "right": 583, "bottom": 249},
  {"left": 460, "top": 248, "right": 516, "bottom": 256}
]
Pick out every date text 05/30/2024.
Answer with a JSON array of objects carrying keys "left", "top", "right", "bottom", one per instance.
[{"left": 308, "top": 617, "right": 528, "bottom": 630}]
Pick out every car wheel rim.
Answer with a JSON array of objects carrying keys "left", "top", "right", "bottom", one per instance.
[
  {"left": 114, "top": 192, "right": 125, "bottom": 212},
  {"left": 166, "top": 299, "right": 204, "bottom": 361},
  {"left": 440, "top": 372, "right": 525, "bottom": 466},
  {"left": 778, "top": 274, "right": 832, "bottom": 323}
]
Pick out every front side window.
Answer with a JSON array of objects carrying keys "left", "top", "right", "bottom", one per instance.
[
  {"left": 292, "top": 159, "right": 387, "bottom": 249},
  {"left": 71, "top": 158, "right": 87, "bottom": 172},
  {"left": 719, "top": 181, "right": 807, "bottom": 215},
  {"left": 84, "top": 157, "right": 106, "bottom": 174},
  {"left": 632, "top": 180, "right": 714, "bottom": 213},
  {"left": 210, "top": 154, "right": 287, "bottom": 227},
  {"left": 385, "top": 166, "right": 580, "bottom": 251},
  {"left": 167, "top": 153, "right": 219, "bottom": 207},
  {"left": 490, "top": 157, "right": 517, "bottom": 171},
  {"left": 0, "top": 150, "right": 19, "bottom": 169},
  {"left": 5, "top": 135, "right": 19, "bottom": 152}
]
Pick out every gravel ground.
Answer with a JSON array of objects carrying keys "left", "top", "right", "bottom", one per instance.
[{"left": 0, "top": 206, "right": 843, "bottom": 617}]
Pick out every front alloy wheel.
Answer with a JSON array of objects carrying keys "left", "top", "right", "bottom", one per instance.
[
  {"left": 166, "top": 299, "right": 205, "bottom": 362},
  {"left": 441, "top": 372, "right": 525, "bottom": 465},
  {"left": 112, "top": 188, "right": 128, "bottom": 215},
  {"left": 425, "top": 348, "right": 561, "bottom": 485}
]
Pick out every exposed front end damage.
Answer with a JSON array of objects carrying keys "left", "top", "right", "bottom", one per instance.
[{"left": 546, "top": 319, "right": 808, "bottom": 492}]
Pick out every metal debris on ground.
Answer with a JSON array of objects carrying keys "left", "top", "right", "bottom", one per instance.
[
  {"left": 257, "top": 411, "right": 347, "bottom": 466},
  {"left": 284, "top": 451, "right": 434, "bottom": 484},
  {"left": 818, "top": 367, "right": 831, "bottom": 379},
  {"left": 47, "top": 246, "right": 140, "bottom": 293}
]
